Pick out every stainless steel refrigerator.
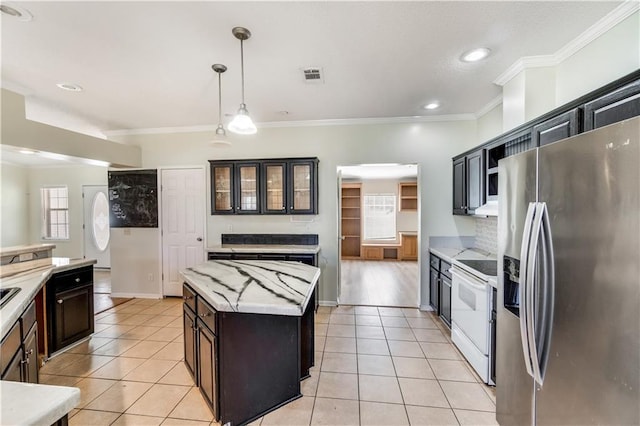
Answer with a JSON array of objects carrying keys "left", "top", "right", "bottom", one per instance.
[{"left": 496, "top": 116, "right": 639, "bottom": 425}]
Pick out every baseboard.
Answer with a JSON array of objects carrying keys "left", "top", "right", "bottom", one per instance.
[
  {"left": 110, "top": 292, "right": 162, "bottom": 299},
  {"left": 318, "top": 300, "right": 338, "bottom": 307},
  {"left": 420, "top": 304, "right": 435, "bottom": 312}
]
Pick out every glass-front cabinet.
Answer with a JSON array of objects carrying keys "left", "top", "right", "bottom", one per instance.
[
  {"left": 262, "top": 162, "right": 287, "bottom": 213},
  {"left": 235, "top": 162, "right": 260, "bottom": 214},
  {"left": 209, "top": 158, "right": 318, "bottom": 215},
  {"left": 288, "top": 159, "right": 318, "bottom": 214},
  {"left": 211, "top": 162, "right": 234, "bottom": 214}
]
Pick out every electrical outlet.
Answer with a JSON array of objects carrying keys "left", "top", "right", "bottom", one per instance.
[{"left": 148, "top": 273, "right": 153, "bottom": 281}]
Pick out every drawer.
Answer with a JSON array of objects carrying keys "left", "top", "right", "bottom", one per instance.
[
  {"left": 208, "top": 252, "right": 233, "bottom": 260},
  {"left": 196, "top": 297, "right": 217, "bottom": 334},
  {"left": 183, "top": 284, "right": 197, "bottom": 313},
  {"left": 0, "top": 321, "right": 21, "bottom": 375},
  {"left": 429, "top": 254, "right": 441, "bottom": 270},
  {"left": 21, "top": 300, "right": 37, "bottom": 338},
  {"left": 50, "top": 266, "right": 93, "bottom": 292},
  {"left": 441, "top": 260, "right": 452, "bottom": 279}
]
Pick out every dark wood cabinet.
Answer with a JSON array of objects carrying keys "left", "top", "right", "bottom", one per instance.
[
  {"left": 0, "top": 301, "right": 39, "bottom": 383},
  {"left": 440, "top": 272, "right": 452, "bottom": 328},
  {"left": 210, "top": 158, "right": 318, "bottom": 215},
  {"left": 453, "top": 149, "right": 484, "bottom": 215},
  {"left": 183, "top": 304, "right": 197, "bottom": 380},
  {"left": 429, "top": 253, "right": 451, "bottom": 327},
  {"left": 208, "top": 251, "right": 317, "bottom": 266},
  {"left": 584, "top": 79, "right": 640, "bottom": 131},
  {"left": 533, "top": 108, "right": 581, "bottom": 147},
  {"left": 429, "top": 265, "right": 440, "bottom": 313},
  {"left": 452, "top": 157, "right": 466, "bottom": 215},
  {"left": 197, "top": 313, "right": 218, "bottom": 420},
  {"left": 47, "top": 266, "right": 94, "bottom": 355}
]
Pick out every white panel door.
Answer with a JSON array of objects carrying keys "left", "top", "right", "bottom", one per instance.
[
  {"left": 161, "top": 168, "right": 205, "bottom": 296},
  {"left": 83, "top": 185, "right": 111, "bottom": 268}
]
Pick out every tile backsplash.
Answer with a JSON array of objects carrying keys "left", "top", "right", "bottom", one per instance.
[{"left": 475, "top": 216, "right": 497, "bottom": 254}]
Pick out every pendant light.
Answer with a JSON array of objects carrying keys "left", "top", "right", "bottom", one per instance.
[
  {"left": 228, "top": 26, "right": 257, "bottom": 135},
  {"left": 211, "top": 63, "right": 231, "bottom": 146}
]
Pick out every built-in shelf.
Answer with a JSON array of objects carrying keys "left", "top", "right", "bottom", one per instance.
[
  {"left": 341, "top": 183, "right": 362, "bottom": 259},
  {"left": 399, "top": 182, "right": 418, "bottom": 211}
]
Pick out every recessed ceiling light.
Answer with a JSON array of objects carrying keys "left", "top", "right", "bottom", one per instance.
[
  {"left": 424, "top": 102, "right": 440, "bottom": 110},
  {"left": 19, "top": 149, "right": 36, "bottom": 155},
  {"left": 461, "top": 47, "right": 491, "bottom": 62},
  {"left": 56, "top": 82, "right": 83, "bottom": 92},
  {"left": 0, "top": 3, "right": 33, "bottom": 21}
]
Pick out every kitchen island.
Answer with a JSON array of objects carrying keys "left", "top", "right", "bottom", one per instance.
[{"left": 181, "top": 259, "right": 320, "bottom": 426}]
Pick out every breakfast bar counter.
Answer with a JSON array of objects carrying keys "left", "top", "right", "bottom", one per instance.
[{"left": 180, "top": 259, "right": 320, "bottom": 426}]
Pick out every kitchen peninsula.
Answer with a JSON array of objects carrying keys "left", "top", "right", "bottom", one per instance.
[{"left": 181, "top": 259, "right": 320, "bottom": 426}]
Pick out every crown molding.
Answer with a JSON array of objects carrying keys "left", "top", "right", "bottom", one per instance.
[
  {"left": 494, "top": 1, "right": 639, "bottom": 87},
  {"left": 474, "top": 95, "right": 503, "bottom": 119},
  {"left": 104, "top": 113, "right": 477, "bottom": 136}
]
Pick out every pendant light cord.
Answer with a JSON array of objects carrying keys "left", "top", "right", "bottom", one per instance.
[
  {"left": 240, "top": 39, "right": 245, "bottom": 104},
  {"left": 218, "top": 71, "right": 222, "bottom": 124}
]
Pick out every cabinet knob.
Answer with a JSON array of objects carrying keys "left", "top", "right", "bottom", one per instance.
[
  {"left": 57, "top": 299, "right": 63, "bottom": 304},
  {"left": 199, "top": 312, "right": 210, "bottom": 318},
  {"left": 196, "top": 237, "right": 203, "bottom": 242},
  {"left": 183, "top": 296, "right": 192, "bottom": 301},
  {"left": 20, "top": 359, "right": 29, "bottom": 365},
  {"left": 75, "top": 277, "right": 81, "bottom": 283},
  {"left": 26, "top": 349, "right": 33, "bottom": 356}
]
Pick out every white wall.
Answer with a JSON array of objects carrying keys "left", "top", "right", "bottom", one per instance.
[
  {"left": 118, "top": 120, "right": 478, "bottom": 305},
  {"left": 476, "top": 103, "right": 503, "bottom": 144},
  {"left": 556, "top": 11, "right": 640, "bottom": 105},
  {"left": 27, "top": 166, "right": 108, "bottom": 258},
  {"left": 524, "top": 67, "right": 557, "bottom": 122},
  {"left": 110, "top": 228, "right": 161, "bottom": 298},
  {"left": 0, "top": 163, "right": 30, "bottom": 247}
]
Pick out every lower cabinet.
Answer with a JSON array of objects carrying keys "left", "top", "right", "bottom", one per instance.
[
  {"left": 183, "top": 304, "right": 197, "bottom": 380},
  {"left": 197, "top": 322, "right": 218, "bottom": 420},
  {"left": 47, "top": 266, "right": 94, "bottom": 355},
  {"left": 429, "top": 253, "right": 452, "bottom": 328},
  {"left": 429, "top": 267, "right": 439, "bottom": 313},
  {"left": 440, "top": 273, "right": 452, "bottom": 328},
  {"left": 0, "top": 300, "right": 39, "bottom": 383},
  {"left": 208, "top": 252, "right": 317, "bottom": 266}
]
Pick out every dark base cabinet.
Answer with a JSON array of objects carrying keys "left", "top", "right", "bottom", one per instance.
[
  {"left": 47, "top": 266, "right": 94, "bottom": 355},
  {"left": 184, "top": 283, "right": 314, "bottom": 426},
  {"left": 0, "top": 300, "right": 39, "bottom": 383},
  {"left": 429, "top": 253, "right": 451, "bottom": 328}
]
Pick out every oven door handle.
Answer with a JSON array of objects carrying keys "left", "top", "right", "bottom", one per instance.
[{"left": 450, "top": 267, "right": 488, "bottom": 291}]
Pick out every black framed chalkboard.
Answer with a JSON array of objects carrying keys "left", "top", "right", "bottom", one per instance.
[{"left": 108, "top": 170, "right": 158, "bottom": 228}]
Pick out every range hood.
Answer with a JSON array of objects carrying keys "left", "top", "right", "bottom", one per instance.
[{"left": 474, "top": 200, "right": 498, "bottom": 217}]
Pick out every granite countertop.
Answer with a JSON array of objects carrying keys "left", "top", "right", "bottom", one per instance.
[
  {"left": 207, "top": 244, "right": 320, "bottom": 254},
  {"left": 0, "top": 243, "right": 56, "bottom": 257},
  {"left": 0, "top": 257, "right": 96, "bottom": 340},
  {"left": 181, "top": 259, "right": 321, "bottom": 316},
  {"left": 0, "top": 381, "right": 80, "bottom": 425}
]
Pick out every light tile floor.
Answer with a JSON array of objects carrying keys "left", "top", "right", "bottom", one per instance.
[{"left": 40, "top": 299, "right": 498, "bottom": 426}]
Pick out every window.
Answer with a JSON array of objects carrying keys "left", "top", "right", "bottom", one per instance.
[
  {"left": 363, "top": 194, "right": 396, "bottom": 240},
  {"left": 41, "top": 186, "right": 69, "bottom": 240}
]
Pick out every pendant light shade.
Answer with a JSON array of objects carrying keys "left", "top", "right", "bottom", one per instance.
[
  {"left": 211, "top": 63, "right": 231, "bottom": 146},
  {"left": 228, "top": 26, "right": 257, "bottom": 135}
]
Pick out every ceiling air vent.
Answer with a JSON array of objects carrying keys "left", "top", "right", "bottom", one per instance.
[{"left": 303, "top": 67, "right": 324, "bottom": 84}]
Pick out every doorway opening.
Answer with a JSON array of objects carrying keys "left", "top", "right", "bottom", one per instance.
[{"left": 337, "top": 164, "right": 420, "bottom": 307}]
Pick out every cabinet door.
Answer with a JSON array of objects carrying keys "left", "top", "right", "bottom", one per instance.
[
  {"left": 262, "top": 162, "right": 287, "bottom": 214},
  {"left": 288, "top": 254, "right": 316, "bottom": 266},
  {"left": 183, "top": 305, "right": 197, "bottom": 381},
  {"left": 429, "top": 267, "right": 440, "bottom": 313},
  {"left": 452, "top": 157, "right": 466, "bottom": 215},
  {"left": 210, "top": 162, "right": 235, "bottom": 214},
  {"left": 53, "top": 284, "right": 94, "bottom": 352},
  {"left": 197, "top": 322, "right": 218, "bottom": 419},
  {"left": 533, "top": 108, "right": 580, "bottom": 147},
  {"left": 583, "top": 79, "right": 640, "bottom": 131},
  {"left": 235, "top": 162, "right": 260, "bottom": 214},
  {"left": 288, "top": 159, "right": 318, "bottom": 214},
  {"left": 401, "top": 235, "right": 417, "bottom": 260},
  {"left": 22, "top": 324, "right": 38, "bottom": 384},
  {"left": 466, "top": 149, "right": 485, "bottom": 215},
  {"left": 440, "top": 275, "right": 452, "bottom": 328},
  {"left": 1, "top": 348, "right": 23, "bottom": 382}
]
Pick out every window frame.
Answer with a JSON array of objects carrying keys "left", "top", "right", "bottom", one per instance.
[
  {"left": 363, "top": 193, "right": 397, "bottom": 241},
  {"left": 41, "top": 186, "right": 70, "bottom": 241}
]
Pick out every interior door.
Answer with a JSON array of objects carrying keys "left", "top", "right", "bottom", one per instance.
[
  {"left": 162, "top": 168, "right": 205, "bottom": 296},
  {"left": 336, "top": 168, "right": 343, "bottom": 304},
  {"left": 82, "top": 185, "right": 110, "bottom": 268}
]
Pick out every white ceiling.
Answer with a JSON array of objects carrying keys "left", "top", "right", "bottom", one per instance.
[{"left": 1, "top": 1, "right": 623, "bottom": 136}]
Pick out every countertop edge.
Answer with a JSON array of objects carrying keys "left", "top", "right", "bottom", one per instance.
[
  {"left": 208, "top": 245, "right": 320, "bottom": 254},
  {"left": 0, "top": 381, "right": 80, "bottom": 426}
]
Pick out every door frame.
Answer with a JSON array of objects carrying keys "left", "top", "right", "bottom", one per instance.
[
  {"left": 159, "top": 165, "right": 207, "bottom": 297},
  {"left": 336, "top": 163, "right": 422, "bottom": 308}
]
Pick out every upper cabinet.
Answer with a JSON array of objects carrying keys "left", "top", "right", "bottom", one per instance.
[
  {"left": 453, "top": 148, "right": 485, "bottom": 216},
  {"left": 533, "top": 108, "right": 581, "bottom": 147},
  {"left": 583, "top": 79, "right": 640, "bottom": 131},
  {"left": 210, "top": 157, "right": 318, "bottom": 215}
]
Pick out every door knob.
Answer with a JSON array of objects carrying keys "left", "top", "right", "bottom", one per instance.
[
  {"left": 57, "top": 299, "right": 63, "bottom": 304},
  {"left": 197, "top": 237, "right": 203, "bottom": 242},
  {"left": 340, "top": 236, "right": 346, "bottom": 240}
]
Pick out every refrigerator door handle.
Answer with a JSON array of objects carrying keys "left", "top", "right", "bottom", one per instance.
[
  {"left": 519, "top": 202, "right": 537, "bottom": 379},
  {"left": 537, "top": 202, "right": 555, "bottom": 384},
  {"left": 526, "top": 202, "right": 545, "bottom": 385}
]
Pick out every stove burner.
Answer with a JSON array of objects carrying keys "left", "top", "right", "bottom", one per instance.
[{"left": 457, "top": 259, "right": 497, "bottom": 277}]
